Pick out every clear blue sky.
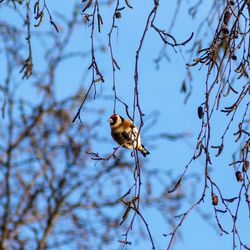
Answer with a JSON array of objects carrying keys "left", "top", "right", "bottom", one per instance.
[{"left": 1, "top": 0, "right": 249, "bottom": 249}]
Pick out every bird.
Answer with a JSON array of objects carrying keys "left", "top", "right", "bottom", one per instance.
[{"left": 109, "top": 114, "right": 150, "bottom": 157}]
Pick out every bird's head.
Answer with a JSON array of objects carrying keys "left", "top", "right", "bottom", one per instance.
[{"left": 109, "top": 114, "right": 122, "bottom": 127}]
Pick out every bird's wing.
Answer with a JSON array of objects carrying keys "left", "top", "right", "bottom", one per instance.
[
  {"left": 130, "top": 126, "right": 139, "bottom": 141},
  {"left": 121, "top": 131, "right": 130, "bottom": 140}
]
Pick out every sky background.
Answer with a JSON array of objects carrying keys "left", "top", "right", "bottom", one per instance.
[{"left": 1, "top": 0, "right": 249, "bottom": 249}]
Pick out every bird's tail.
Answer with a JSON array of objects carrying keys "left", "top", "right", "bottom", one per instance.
[{"left": 138, "top": 145, "right": 150, "bottom": 157}]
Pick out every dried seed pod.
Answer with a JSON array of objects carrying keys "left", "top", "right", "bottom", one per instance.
[
  {"left": 231, "top": 55, "right": 237, "bottom": 60},
  {"left": 233, "top": 32, "right": 238, "bottom": 39},
  {"left": 243, "top": 160, "right": 249, "bottom": 172},
  {"left": 211, "top": 144, "right": 223, "bottom": 157},
  {"left": 115, "top": 11, "right": 121, "bottom": 18},
  {"left": 97, "top": 13, "right": 103, "bottom": 33},
  {"left": 223, "top": 11, "right": 231, "bottom": 25},
  {"left": 197, "top": 106, "right": 204, "bottom": 119},
  {"left": 180, "top": 80, "right": 187, "bottom": 93},
  {"left": 235, "top": 171, "right": 243, "bottom": 182},
  {"left": 82, "top": 0, "right": 93, "bottom": 13},
  {"left": 120, "top": 207, "right": 131, "bottom": 225},
  {"left": 212, "top": 193, "right": 218, "bottom": 206}
]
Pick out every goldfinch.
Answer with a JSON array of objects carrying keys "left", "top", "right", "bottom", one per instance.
[{"left": 109, "top": 114, "right": 150, "bottom": 157}]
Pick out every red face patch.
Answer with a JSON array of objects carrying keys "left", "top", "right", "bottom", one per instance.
[{"left": 110, "top": 114, "right": 118, "bottom": 125}]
